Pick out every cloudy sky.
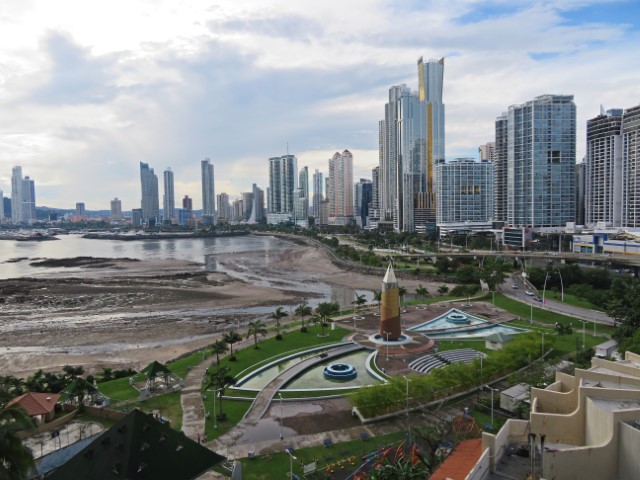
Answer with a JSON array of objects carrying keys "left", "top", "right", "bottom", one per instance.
[{"left": 0, "top": 0, "right": 639, "bottom": 210}]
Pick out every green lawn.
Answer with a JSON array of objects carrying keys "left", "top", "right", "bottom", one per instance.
[
  {"left": 168, "top": 351, "right": 208, "bottom": 379},
  {"left": 543, "top": 291, "right": 603, "bottom": 312},
  {"left": 98, "top": 377, "right": 138, "bottom": 402},
  {"left": 203, "top": 398, "right": 252, "bottom": 441},
  {"left": 229, "top": 431, "right": 408, "bottom": 479},
  {"left": 437, "top": 340, "right": 489, "bottom": 354},
  {"left": 116, "top": 391, "right": 183, "bottom": 430}
]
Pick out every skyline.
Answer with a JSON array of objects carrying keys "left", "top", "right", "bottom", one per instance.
[{"left": 1, "top": 0, "right": 639, "bottom": 209}]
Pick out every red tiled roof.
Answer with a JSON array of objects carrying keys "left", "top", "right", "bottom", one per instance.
[
  {"left": 429, "top": 438, "right": 483, "bottom": 480},
  {"left": 6, "top": 392, "right": 60, "bottom": 416}
]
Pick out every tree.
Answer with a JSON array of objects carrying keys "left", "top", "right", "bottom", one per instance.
[
  {"left": 210, "top": 340, "right": 228, "bottom": 366},
  {"left": 246, "top": 320, "right": 267, "bottom": 349},
  {"left": 207, "top": 366, "right": 236, "bottom": 421},
  {"left": 269, "top": 306, "right": 289, "bottom": 340},
  {"left": 294, "top": 301, "right": 313, "bottom": 332},
  {"left": 222, "top": 331, "right": 242, "bottom": 360},
  {"left": 315, "top": 302, "right": 339, "bottom": 336},
  {"left": 398, "top": 286, "right": 407, "bottom": 305},
  {"left": 0, "top": 406, "right": 35, "bottom": 480},
  {"left": 373, "top": 291, "right": 382, "bottom": 310},
  {"left": 62, "top": 365, "right": 85, "bottom": 380},
  {"left": 607, "top": 277, "right": 640, "bottom": 342},
  {"left": 352, "top": 293, "right": 367, "bottom": 313},
  {"left": 415, "top": 285, "right": 429, "bottom": 298},
  {"left": 437, "top": 284, "right": 449, "bottom": 296}
]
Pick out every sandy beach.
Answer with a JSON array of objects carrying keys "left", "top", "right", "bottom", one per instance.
[{"left": 0, "top": 238, "right": 446, "bottom": 377}]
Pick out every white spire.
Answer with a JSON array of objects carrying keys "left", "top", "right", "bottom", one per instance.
[{"left": 383, "top": 261, "right": 397, "bottom": 284}]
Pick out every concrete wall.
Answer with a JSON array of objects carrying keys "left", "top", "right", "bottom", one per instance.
[
  {"left": 465, "top": 447, "right": 490, "bottom": 480},
  {"left": 531, "top": 395, "right": 584, "bottom": 445},
  {"left": 592, "top": 357, "right": 640, "bottom": 378},
  {"left": 626, "top": 352, "right": 640, "bottom": 363},
  {"left": 531, "top": 383, "right": 576, "bottom": 415},
  {"left": 481, "top": 419, "right": 529, "bottom": 471},
  {"left": 619, "top": 421, "right": 640, "bottom": 480}
]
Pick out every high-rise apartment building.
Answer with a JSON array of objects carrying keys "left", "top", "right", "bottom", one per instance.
[
  {"left": 576, "top": 161, "right": 586, "bottom": 226},
  {"left": 10, "top": 167, "right": 37, "bottom": 224},
  {"left": 312, "top": 169, "right": 323, "bottom": 217},
  {"left": 328, "top": 150, "right": 354, "bottom": 223},
  {"left": 139, "top": 162, "right": 159, "bottom": 226},
  {"left": 479, "top": 142, "right": 496, "bottom": 162},
  {"left": 268, "top": 155, "right": 297, "bottom": 214},
  {"left": 418, "top": 56, "right": 445, "bottom": 228},
  {"left": 585, "top": 109, "right": 623, "bottom": 227},
  {"left": 503, "top": 95, "right": 576, "bottom": 229},
  {"left": 163, "top": 168, "right": 175, "bottom": 224},
  {"left": 0, "top": 190, "right": 4, "bottom": 221},
  {"left": 201, "top": 158, "right": 216, "bottom": 224},
  {"left": 216, "top": 193, "right": 231, "bottom": 223},
  {"left": 295, "top": 166, "right": 309, "bottom": 222},
  {"left": 246, "top": 184, "right": 264, "bottom": 223},
  {"left": 494, "top": 114, "right": 509, "bottom": 224},
  {"left": 622, "top": 105, "right": 640, "bottom": 227},
  {"left": 355, "top": 178, "right": 372, "bottom": 227},
  {"left": 436, "top": 159, "right": 494, "bottom": 224},
  {"left": 75, "top": 203, "right": 86, "bottom": 216},
  {"left": 11, "top": 166, "right": 23, "bottom": 224},
  {"left": 111, "top": 198, "right": 122, "bottom": 220}
]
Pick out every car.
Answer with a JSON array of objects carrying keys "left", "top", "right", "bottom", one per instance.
[
  {"left": 534, "top": 296, "right": 542, "bottom": 302},
  {"left": 525, "top": 290, "right": 534, "bottom": 296},
  {"left": 511, "top": 284, "right": 519, "bottom": 289}
]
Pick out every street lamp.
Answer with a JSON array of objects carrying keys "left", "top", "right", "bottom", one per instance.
[
  {"left": 578, "top": 320, "right": 586, "bottom": 349},
  {"left": 279, "top": 393, "right": 284, "bottom": 440},
  {"left": 542, "top": 272, "right": 549, "bottom": 305},
  {"left": 485, "top": 385, "right": 499, "bottom": 430},
  {"left": 213, "top": 389, "right": 218, "bottom": 429},
  {"left": 402, "top": 376, "right": 411, "bottom": 443},
  {"left": 285, "top": 448, "right": 297, "bottom": 479},
  {"left": 384, "top": 331, "right": 391, "bottom": 362}
]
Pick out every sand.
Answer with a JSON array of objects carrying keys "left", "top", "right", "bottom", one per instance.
[{"left": 0, "top": 240, "right": 448, "bottom": 377}]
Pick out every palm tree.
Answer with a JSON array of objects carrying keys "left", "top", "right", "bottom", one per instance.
[
  {"left": 210, "top": 340, "right": 228, "bottom": 367},
  {"left": 352, "top": 293, "right": 367, "bottom": 313},
  {"left": 294, "top": 301, "right": 313, "bottom": 332},
  {"left": 437, "top": 284, "right": 449, "bottom": 296},
  {"left": 208, "top": 366, "right": 236, "bottom": 421},
  {"left": 373, "top": 290, "right": 382, "bottom": 313},
  {"left": 398, "top": 286, "right": 407, "bottom": 305},
  {"left": 0, "top": 405, "right": 35, "bottom": 480},
  {"left": 222, "top": 331, "right": 242, "bottom": 360},
  {"left": 269, "top": 306, "right": 289, "bottom": 340},
  {"left": 415, "top": 284, "right": 429, "bottom": 298},
  {"left": 246, "top": 320, "right": 267, "bottom": 348},
  {"left": 316, "top": 302, "right": 339, "bottom": 337}
]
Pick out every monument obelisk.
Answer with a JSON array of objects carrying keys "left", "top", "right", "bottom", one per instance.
[{"left": 380, "top": 262, "right": 401, "bottom": 340}]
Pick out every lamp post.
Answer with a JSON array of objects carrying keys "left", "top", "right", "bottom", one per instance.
[
  {"left": 279, "top": 393, "right": 284, "bottom": 440},
  {"left": 285, "top": 448, "right": 297, "bottom": 479},
  {"left": 578, "top": 320, "right": 586, "bottom": 349},
  {"left": 542, "top": 272, "right": 549, "bottom": 305},
  {"left": 384, "top": 331, "right": 390, "bottom": 362},
  {"left": 558, "top": 269, "right": 564, "bottom": 302},
  {"left": 541, "top": 332, "right": 545, "bottom": 358},
  {"left": 485, "top": 385, "right": 499, "bottom": 429},
  {"left": 403, "top": 376, "right": 411, "bottom": 443},
  {"left": 213, "top": 389, "right": 218, "bottom": 429}
]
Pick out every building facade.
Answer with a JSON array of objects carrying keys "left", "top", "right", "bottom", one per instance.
[
  {"left": 622, "top": 106, "right": 640, "bottom": 227},
  {"left": 328, "top": 150, "right": 354, "bottom": 223},
  {"left": 506, "top": 95, "right": 576, "bottom": 229},
  {"left": 110, "top": 198, "right": 122, "bottom": 220},
  {"left": 139, "top": 162, "right": 159, "bottom": 226},
  {"left": 436, "top": 158, "right": 494, "bottom": 224},
  {"left": 494, "top": 114, "right": 509, "bottom": 224},
  {"left": 268, "top": 154, "right": 297, "bottom": 215},
  {"left": 312, "top": 169, "right": 323, "bottom": 217},
  {"left": 163, "top": 168, "right": 175, "bottom": 224}
]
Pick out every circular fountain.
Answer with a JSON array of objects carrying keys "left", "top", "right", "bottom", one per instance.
[
  {"left": 446, "top": 312, "right": 471, "bottom": 325},
  {"left": 323, "top": 363, "right": 357, "bottom": 381}
]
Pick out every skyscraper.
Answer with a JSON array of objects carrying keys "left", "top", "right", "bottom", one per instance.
[
  {"left": 479, "top": 142, "right": 496, "bottom": 162},
  {"left": 585, "top": 108, "right": 623, "bottom": 227},
  {"left": 312, "top": 169, "right": 323, "bottom": 217},
  {"left": 494, "top": 114, "right": 509, "bottom": 223},
  {"left": 268, "top": 155, "right": 297, "bottom": 215},
  {"left": 355, "top": 178, "right": 372, "bottom": 227},
  {"left": 418, "top": 56, "right": 445, "bottom": 228},
  {"left": 163, "top": 168, "right": 175, "bottom": 224},
  {"left": 295, "top": 166, "right": 309, "bottom": 222},
  {"left": 328, "top": 150, "right": 354, "bottom": 223},
  {"left": 622, "top": 105, "right": 640, "bottom": 227},
  {"left": 139, "top": 162, "right": 160, "bottom": 226},
  {"left": 22, "top": 176, "right": 36, "bottom": 223},
  {"left": 216, "top": 193, "right": 231, "bottom": 223},
  {"left": 11, "top": 166, "right": 23, "bottom": 224},
  {"left": 75, "top": 203, "right": 86, "bottom": 216},
  {"left": 201, "top": 158, "right": 216, "bottom": 224},
  {"left": 111, "top": 198, "right": 123, "bottom": 220},
  {"left": 505, "top": 95, "right": 576, "bottom": 228}
]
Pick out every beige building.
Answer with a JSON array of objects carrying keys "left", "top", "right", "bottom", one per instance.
[{"left": 477, "top": 352, "right": 640, "bottom": 480}]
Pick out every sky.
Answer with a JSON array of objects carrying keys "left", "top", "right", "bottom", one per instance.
[{"left": 0, "top": 0, "right": 639, "bottom": 211}]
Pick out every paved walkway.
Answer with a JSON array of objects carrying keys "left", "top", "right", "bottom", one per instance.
[{"left": 180, "top": 356, "right": 210, "bottom": 441}]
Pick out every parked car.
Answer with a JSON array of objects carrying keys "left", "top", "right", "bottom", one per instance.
[
  {"left": 511, "top": 284, "right": 519, "bottom": 289},
  {"left": 525, "top": 290, "right": 535, "bottom": 296}
]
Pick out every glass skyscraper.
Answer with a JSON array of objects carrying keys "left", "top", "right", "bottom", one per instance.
[
  {"left": 201, "top": 158, "right": 216, "bottom": 224},
  {"left": 163, "top": 168, "right": 175, "bottom": 223},
  {"left": 139, "top": 162, "right": 159, "bottom": 226},
  {"left": 436, "top": 159, "right": 494, "bottom": 224},
  {"left": 268, "top": 154, "right": 297, "bottom": 215}
]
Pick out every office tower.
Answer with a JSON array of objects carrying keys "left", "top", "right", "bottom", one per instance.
[
  {"left": 295, "top": 166, "right": 309, "bottom": 222},
  {"left": 622, "top": 105, "right": 640, "bottom": 227},
  {"left": 479, "top": 142, "right": 496, "bottom": 162},
  {"left": 216, "top": 193, "right": 231, "bottom": 223},
  {"left": 585, "top": 109, "right": 623, "bottom": 227},
  {"left": 21, "top": 176, "right": 36, "bottom": 223},
  {"left": 494, "top": 114, "right": 509, "bottom": 223},
  {"left": 312, "top": 169, "right": 323, "bottom": 217},
  {"left": 111, "top": 198, "right": 123, "bottom": 220},
  {"left": 505, "top": 95, "right": 576, "bottom": 228},
  {"left": 139, "top": 162, "right": 159, "bottom": 226},
  {"left": 11, "top": 166, "right": 23, "bottom": 224},
  {"left": 380, "top": 85, "right": 425, "bottom": 231},
  {"left": 328, "top": 150, "right": 354, "bottom": 222},
  {"left": 254, "top": 185, "right": 264, "bottom": 222},
  {"left": 3, "top": 197, "right": 11, "bottom": 219},
  {"left": 163, "top": 168, "right": 175, "bottom": 224},
  {"left": 418, "top": 56, "right": 445, "bottom": 228},
  {"left": 240, "top": 192, "right": 254, "bottom": 221},
  {"left": 201, "top": 158, "right": 216, "bottom": 225},
  {"left": 132, "top": 208, "right": 143, "bottom": 226},
  {"left": 436, "top": 159, "right": 494, "bottom": 224},
  {"left": 0, "top": 190, "right": 4, "bottom": 220},
  {"left": 182, "top": 195, "right": 193, "bottom": 213},
  {"left": 355, "top": 179, "right": 372, "bottom": 227},
  {"left": 75, "top": 203, "right": 86, "bottom": 216},
  {"left": 268, "top": 155, "right": 297, "bottom": 214}
]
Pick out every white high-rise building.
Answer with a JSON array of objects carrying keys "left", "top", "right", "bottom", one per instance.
[
  {"left": 163, "top": 168, "right": 175, "bottom": 224},
  {"left": 111, "top": 198, "right": 123, "bottom": 220},
  {"left": 11, "top": 166, "right": 37, "bottom": 224},
  {"left": 11, "top": 166, "right": 23, "bottom": 224},
  {"left": 622, "top": 105, "right": 640, "bottom": 227},
  {"left": 312, "top": 169, "right": 323, "bottom": 216},
  {"left": 268, "top": 155, "right": 297, "bottom": 215},
  {"left": 139, "top": 162, "right": 160, "bottom": 226},
  {"left": 201, "top": 158, "right": 216, "bottom": 224},
  {"left": 328, "top": 150, "right": 354, "bottom": 223},
  {"left": 479, "top": 142, "right": 496, "bottom": 162}
]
